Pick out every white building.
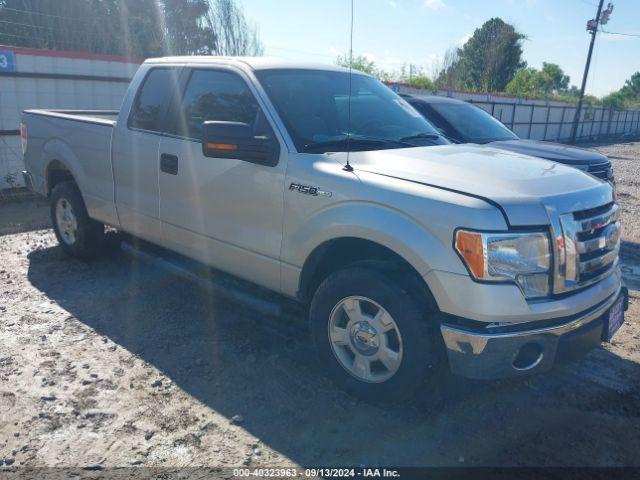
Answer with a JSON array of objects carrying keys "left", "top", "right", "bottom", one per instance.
[{"left": 0, "top": 44, "right": 142, "bottom": 189}]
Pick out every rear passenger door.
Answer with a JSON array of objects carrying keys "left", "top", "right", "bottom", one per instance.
[
  {"left": 112, "top": 67, "right": 182, "bottom": 243},
  {"left": 157, "top": 67, "right": 287, "bottom": 292}
]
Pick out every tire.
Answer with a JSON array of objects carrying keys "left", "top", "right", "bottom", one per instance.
[
  {"left": 50, "top": 181, "right": 105, "bottom": 259},
  {"left": 310, "top": 264, "right": 443, "bottom": 404}
]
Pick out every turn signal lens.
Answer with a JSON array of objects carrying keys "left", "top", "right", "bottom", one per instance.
[
  {"left": 455, "top": 230, "right": 484, "bottom": 278},
  {"left": 207, "top": 142, "right": 237, "bottom": 151}
]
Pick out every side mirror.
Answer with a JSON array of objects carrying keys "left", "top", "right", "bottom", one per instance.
[{"left": 201, "top": 121, "right": 279, "bottom": 167}]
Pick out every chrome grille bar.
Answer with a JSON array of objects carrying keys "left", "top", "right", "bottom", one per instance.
[
  {"left": 576, "top": 204, "right": 619, "bottom": 232},
  {"left": 577, "top": 220, "right": 621, "bottom": 255},
  {"left": 578, "top": 234, "right": 608, "bottom": 254},
  {"left": 548, "top": 202, "right": 620, "bottom": 294},
  {"left": 578, "top": 244, "right": 620, "bottom": 274}
]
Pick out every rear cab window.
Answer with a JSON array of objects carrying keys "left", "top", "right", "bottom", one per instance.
[{"left": 128, "top": 68, "right": 178, "bottom": 133}]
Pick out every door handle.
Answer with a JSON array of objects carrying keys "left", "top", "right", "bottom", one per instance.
[{"left": 160, "top": 153, "right": 179, "bottom": 175}]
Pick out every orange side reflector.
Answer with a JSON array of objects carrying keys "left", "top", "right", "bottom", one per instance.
[
  {"left": 455, "top": 230, "right": 485, "bottom": 279},
  {"left": 207, "top": 142, "right": 237, "bottom": 151}
]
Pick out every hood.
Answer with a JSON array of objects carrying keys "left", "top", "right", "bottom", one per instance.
[
  {"left": 487, "top": 139, "right": 610, "bottom": 168},
  {"left": 343, "top": 144, "right": 613, "bottom": 226}
]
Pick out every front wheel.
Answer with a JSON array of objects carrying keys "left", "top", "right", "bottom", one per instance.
[
  {"left": 51, "top": 181, "right": 105, "bottom": 259},
  {"left": 310, "top": 265, "right": 442, "bottom": 403}
]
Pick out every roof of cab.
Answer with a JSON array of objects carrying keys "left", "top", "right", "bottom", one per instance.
[{"left": 144, "top": 56, "right": 352, "bottom": 73}]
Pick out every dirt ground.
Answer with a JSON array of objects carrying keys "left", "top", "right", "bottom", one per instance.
[{"left": 0, "top": 141, "right": 639, "bottom": 470}]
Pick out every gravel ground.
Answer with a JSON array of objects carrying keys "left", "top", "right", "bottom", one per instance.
[{"left": 0, "top": 141, "right": 639, "bottom": 470}]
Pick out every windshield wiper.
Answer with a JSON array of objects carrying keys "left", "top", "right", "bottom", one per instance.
[
  {"left": 303, "top": 136, "right": 414, "bottom": 152},
  {"left": 400, "top": 132, "right": 445, "bottom": 142}
]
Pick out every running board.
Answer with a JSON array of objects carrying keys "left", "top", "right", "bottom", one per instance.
[{"left": 120, "top": 240, "right": 284, "bottom": 318}]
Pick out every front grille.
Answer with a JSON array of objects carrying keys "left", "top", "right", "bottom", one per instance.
[
  {"left": 552, "top": 202, "right": 620, "bottom": 294},
  {"left": 587, "top": 162, "right": 613, "bottom": 181}
]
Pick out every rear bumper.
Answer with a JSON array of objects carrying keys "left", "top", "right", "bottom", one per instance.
[{"left": 440, "top": 285, "right": 628, "bottom": 380}]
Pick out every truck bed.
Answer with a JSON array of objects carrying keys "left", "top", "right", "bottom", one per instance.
[
  {"left": 24, "top": 109, "right": 119, "bottom": 127},
  {"left": 22, "top": 108, "right": 120, "bottom": 228}
]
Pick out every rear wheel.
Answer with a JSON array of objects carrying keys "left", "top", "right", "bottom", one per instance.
[
  {"left": 310, "top": 265, "right": 442, "bottom": 403},
  {"left": 51, "top": 181, "right": 105, "bottom": 259}
]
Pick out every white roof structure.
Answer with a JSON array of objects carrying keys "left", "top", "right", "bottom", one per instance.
[{"left": 145, "top": 55, "right": 351, "bottom": 72}]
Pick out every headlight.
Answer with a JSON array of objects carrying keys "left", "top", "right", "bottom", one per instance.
[{"left": 454, "top": 230, "right": 551, "bottom": 299}]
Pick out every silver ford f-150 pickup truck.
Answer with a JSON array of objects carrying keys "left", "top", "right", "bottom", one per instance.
[{"left": 21, "top": 57, "right": 627, "bottom": 401}]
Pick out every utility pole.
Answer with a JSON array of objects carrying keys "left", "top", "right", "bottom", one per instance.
[{"left": 570, "top": 1, "right": 613, "bottom": 143}]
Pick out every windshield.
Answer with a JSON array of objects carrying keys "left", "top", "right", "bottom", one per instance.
[
  {"left": 428, "top": 102, "right": 518, "bottom": 143},
  {"left": 255, "top": 69, "right": 447, "bottom": 153}
]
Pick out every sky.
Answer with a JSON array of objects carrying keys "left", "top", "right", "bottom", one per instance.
[{"left": 241, "top": 0, "right": 640, "bottom": 97}]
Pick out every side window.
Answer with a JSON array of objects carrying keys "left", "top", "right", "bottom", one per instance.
[
  {"left": 129, "top": 68, "right": 175, "bottom": 132},
  {"left": 175, "top": 69, "right": 269, "bottom": 140}
]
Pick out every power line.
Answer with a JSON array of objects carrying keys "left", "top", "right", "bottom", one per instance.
[
  {"left": 0, "top": 6, "right": 157, "bottom": 51},
  {"left": 0, "top": 31, "right": 115, "bottom": 52},
  {"left": 0, "top": 32, "right": 40, "bottom": 41},
  {"left": 0, "top": 31, "right": 88, "bottom": 49},
  {"left": 0, "top": 6, "right": 148, "bottom": 24},
  {"left": 577, "top": 0, "right": 598, "bottom": 7},
  {"left": 0, "top": 18, "right": 56, "bottom": 30},
  {"left": 600, "top": 29, "right": 640, "bottom": 38}
]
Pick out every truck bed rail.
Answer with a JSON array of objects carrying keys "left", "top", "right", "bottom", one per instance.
[{"left": 23, "top": 109, "right": 118, "bottom": 127}]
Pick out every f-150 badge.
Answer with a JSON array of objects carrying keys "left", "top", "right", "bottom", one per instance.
[{"left": 289, "top": 182, "right": 332, "bottom": 197}]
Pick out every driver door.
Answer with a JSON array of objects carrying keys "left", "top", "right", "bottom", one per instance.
[{"left": 158, "top": 67, "right": 287, "bottom": 291}]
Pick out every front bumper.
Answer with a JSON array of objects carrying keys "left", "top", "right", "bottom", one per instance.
[{"left": 440, "top": 285, "right": 628, "bottom": 380}]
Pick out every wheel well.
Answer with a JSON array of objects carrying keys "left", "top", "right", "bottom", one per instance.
[
  {"left": 46, "top": 160, "right": 75, "bottom": 196},
  {"left": 298, "top": 237, "right": 433, "bottom": 305}
]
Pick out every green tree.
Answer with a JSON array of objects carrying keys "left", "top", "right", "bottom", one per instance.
[
  {"left": 439, "top": 18, "right": 526, "bottom": 92},
  {"left": 598, "top": 73, "right": 640, "bottom": 109},
  {"left": 408, "top": 76, "right": 436, "bottom": 91},
  {"left": 336, "top": 54, "right": 377, "bottom": 76},
  {"left": 602, "top": 91, "right": 626, "bottom": 109},
  {"left": 620, "top": 72, "right": 640, "bottom": 100},
  {"left": 205, "top": 0, "right": 263, "bottom": 56},
  {"left": 505, "top": 67, "right": 540, "bottom": 97},
  {"left": 0, "top": 0, "right": 262, "bottom": 57},
  {"left": 162, "top": 0, "right": 214, "bottom": 55},
  {"left": 0, "top": 0, "right": 164, "bottom": 56},
  {"left": 537, "top": 62, "right": 570, "bottom": 94},
  {"left": 335, "top": 56, "right": 436, "bottom": 91},
  {"left": 506, "top": 63, "right": 571, "bottom": 98}
]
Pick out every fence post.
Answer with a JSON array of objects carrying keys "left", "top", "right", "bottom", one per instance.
[
  {"left": 605, "top": 106, "right": 613, "bottom": 138},
  {"left": 588, "top": 107, "right": 595, "bottom": 139},
  {"left": 578, "top": 107, "right": 587, "bottom": 141},
  {"left": 527, "top": 104, "right": 534, "bottom": 139},
  {"left": 510, "top": 103, "right": 516, "bottom": 130},
  {"left": 542, "top": 105, "right": 551, "bottom": 141},
  {"left": 597, "top": 107, "right": 604, "bottom": 139},
  {"left": 558, "top": 106, "right": 567, "bottom": 142}
]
